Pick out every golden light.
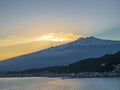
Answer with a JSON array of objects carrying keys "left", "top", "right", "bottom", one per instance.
[
  {"left": 34, "top": 33, "right": 67, "bottom": 42},
  {"left": 0, "top": 32, "right": 87, "bottom": 60}
]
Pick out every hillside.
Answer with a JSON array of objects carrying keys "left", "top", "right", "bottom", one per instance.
[{"left": 21, "top": 51, "right": 120, "bottom": 73}]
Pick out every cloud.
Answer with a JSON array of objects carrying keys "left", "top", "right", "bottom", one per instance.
[
  {"left": 0, "top": 36, "right": 34, "bottom": 47},
  {"left": 34, "top": 33, "right": 86, "bottom": 42},
  {"left": 0, "top": 32, "right": 86, "bottom": 47}
]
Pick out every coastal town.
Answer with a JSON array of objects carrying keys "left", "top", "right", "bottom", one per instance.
[{"left": 0, "top": 64, "right": 120, "bottom": 78}]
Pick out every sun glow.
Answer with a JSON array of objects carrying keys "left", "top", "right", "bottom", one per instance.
[
  {"left": 34, "top": 33, "right": 72, "bottom": 42},
  {"left": 35, "top": 33, "right": 87, "bottom": 42},
  {"left": 40, "top": 34, "right": 64, "bottom": 42}
]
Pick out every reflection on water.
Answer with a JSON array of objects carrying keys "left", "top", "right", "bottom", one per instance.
[{"left": 0, "top": 77, "right": 120, "bottom": 90}]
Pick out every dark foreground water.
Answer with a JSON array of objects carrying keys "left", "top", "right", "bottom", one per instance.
[{"left": 0, "top": 77, "right": 120, "bottom": 90}]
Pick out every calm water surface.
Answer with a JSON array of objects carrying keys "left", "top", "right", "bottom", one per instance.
[{"left": 0, "top": 77, "right": 120, "bottom": 90}]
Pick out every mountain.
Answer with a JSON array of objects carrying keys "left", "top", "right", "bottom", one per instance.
[{"left": 0, "top": 37, "right": 120, "bottom": 71}]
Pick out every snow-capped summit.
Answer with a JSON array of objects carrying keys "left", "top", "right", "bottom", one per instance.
[
  {"left": 70, "top": 36, "right": 120, "bottom": 46},
  {"left": 57, "top": 36, "right": 120, "bottom": 48},
  {"left": 0, "top": 37, "right": 120, "bottom": 71}
]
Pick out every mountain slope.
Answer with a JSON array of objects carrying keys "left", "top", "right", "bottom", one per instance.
[
  {"left": 66, "top": 51, "right": 120, "bottom": 72},
  {"left": 20, "top": 51, "right": 120, "bottom": 73},
  {"left": 0, "top": 37, "right": 120, "bottom": 71}
]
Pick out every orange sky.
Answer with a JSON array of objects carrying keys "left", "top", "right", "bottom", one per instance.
[{"left": 0, "top": 33, "right": 86, "bottom": 61}]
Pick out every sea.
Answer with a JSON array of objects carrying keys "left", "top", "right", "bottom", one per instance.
[{"left": 0, "top": 77, "right": 120, "bottom": 90}]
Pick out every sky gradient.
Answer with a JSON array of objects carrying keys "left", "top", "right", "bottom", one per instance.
[{"left": 0, "top": 0, "right": 120, "bottom": 60}]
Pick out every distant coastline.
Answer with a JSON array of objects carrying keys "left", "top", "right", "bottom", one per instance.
[
  {"left": 0, "top": 70, "right": 120, "bottom": 78},
  {"left": 0, "top": 51, "right": 120, "bottom": 78},
  {"left": 0, "top": 66, "right": 119, "bottom": 78}
]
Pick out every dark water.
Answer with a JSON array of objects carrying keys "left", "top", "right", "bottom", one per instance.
[{"left": 0, "top": 77, "right": 120, "bottom": 90}]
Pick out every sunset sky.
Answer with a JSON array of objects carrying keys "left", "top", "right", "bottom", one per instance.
[{"left": 0, "top": 0, "right": 120, "bottom": 60}]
